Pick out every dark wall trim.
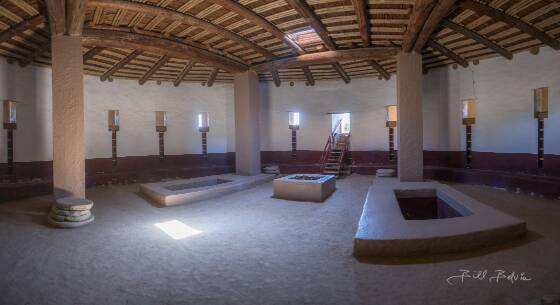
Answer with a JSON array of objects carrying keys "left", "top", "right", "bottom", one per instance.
[
  {"left": 2, "top": 150, "right": 560, "bottom": 202},
  {"left": 0, "top": 153, "right": 235, "bottom": 202}
]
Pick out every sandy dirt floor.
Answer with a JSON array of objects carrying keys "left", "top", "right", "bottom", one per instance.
[{"left": 0, "top": 174, "right": 559, "bottom": 305}]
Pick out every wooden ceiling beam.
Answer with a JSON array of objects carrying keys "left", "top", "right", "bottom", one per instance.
[
  {"left": 66, "top": 0, "right": 87, "bottom": 36},
  {"left": 427, "top": 39, "right": 468, "bottom": 68},
  {"left": 284, "top": 0, "right": 337, "bottom": 51},
  {"left": 173, "top": 61, "right": 195, "bottom": 87},
  {"left": 302, "top": 66, "right": 315, "bottom": 86},
  {"left": 459, "top": 0, "right": 560, "bottom": 50},
  {"left": 206, "top": 0, "right": 304, "bottom": 55},
  {"left": 82, "top": 46, "right": 104, "bottom": 63},
  {"left": 402, "top": 0, "right": 437, "bottom": 52},
  {"left": 252, "top": 47, "right": 397, "bottom": 72},
  {"left": 271, "top": 69, "right": 281, "bottom": 87},
  {"left": 20, "top": 40, "right": 50, "bottom": 67},
  {"left": 100, "top": 49, "right": 142, "bottom": 81},
  {"left": 332, "top": 62, "right": 350, "bottom": 84},
  {"left": 207, "top": 68, "right": 219, "bottom": 87},
  {"left": 82, "top": 29, "right": 248, "bottom": 72},
  {"left": 413, "top": 0, "right": 457, "bottom": 52},
  {"left": 88, "top": 0, "right": 274, "bottom": 59},
  {"left": 139, "top": 54, "right": 169, "bottom": 85},
  {"left": 0, "top": 15, "right": 44, "bottom": 44},
  {"left": 441, "top": 19, "right": 513, "bottom": 59},
  {"left": 46, "top": 0, "right": 66, "bottom": 35},
  {"left": 368, "top": 60, "right": 390, "bottom": 80},
  {"left": 350, "top": 0, "right": 371, "bottom": 47}
]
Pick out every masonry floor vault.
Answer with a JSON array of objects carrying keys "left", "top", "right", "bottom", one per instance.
[{"left": 0, "top": 175, "right": 559, "bottom": 305}]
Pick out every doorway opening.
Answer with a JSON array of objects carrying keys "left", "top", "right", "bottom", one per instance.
[{"left": 331, "top": 113, "right": 350, "bottom": 134}]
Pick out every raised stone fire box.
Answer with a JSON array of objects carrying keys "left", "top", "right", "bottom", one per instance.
[
  {"left": 353, "top": 178, "right": 526, "bottom": 258},
  {"left": 273, "top": 174, "right": 336, "bottom": 202}
]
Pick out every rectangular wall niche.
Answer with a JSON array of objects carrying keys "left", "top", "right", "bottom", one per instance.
[
  {"left": 289, "top": 112, "right": 300, "bottom": 157},
  {"left": 462, "top": 99, "right": 476, "bottom": 168},
  {"left": 3, "top": 100, "right": 16, "bottom": 175},
  {"left": 108, "top": 110, "right": 119, "bottom": 165},
  {"left": 534, "top": 87, "right": 548, "bottom": 169},
  {"left": 198, "top": 112, "right": 210, "bottom": 158},
  {"left": 156, "top": 111, "right": 168, "bottom": 162}
]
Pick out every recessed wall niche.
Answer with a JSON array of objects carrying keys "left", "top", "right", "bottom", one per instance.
[
  {"left": 534, "top": 87, "right": 548, "bottom": 169},
  {"left": 108, "top": 110, "right": 119, "bottom": 166},
  {"left": 462, "top": 99, "right": 476, "bottom": 168},
  {"left": 156, "top": 111, "right": 168, "bottom": 162},
  {"left": 385, "top": 105, "right": 397, "bottom": 161},
  {"left": 198, "top": 112, "right": 210, "bottom": 158},
  {"left": 3, "top": 100, "right": 16, "bottom": 175},
  {"left": 288, "top": 112, "right": 300, "bottom": 158}
]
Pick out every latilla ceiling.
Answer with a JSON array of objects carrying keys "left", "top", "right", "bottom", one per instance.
[{"left": 0, "top": 0, "right": 558, "bottom": 86}]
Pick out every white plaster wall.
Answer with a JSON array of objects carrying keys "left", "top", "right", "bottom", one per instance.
[
  {"left": 0, "top": 59, "right": 235, "bottom": 163},
  {"left": 2, "top": 46, "right": 559, "bottom": 163},
  {"left": 260, "top": 78, "right": 397, "bottom": 152},
  {"left": 444, "top": 47, "right": 560, "bottom": 154},
  {"left": 259, "top": 75, "right": 452, "bottom": 152},
  {"left": 84, "top": 77, "right": 234, "bottom": 158},
  {"left": 0, "top": 59, "right": 53, "bottom": 163}
]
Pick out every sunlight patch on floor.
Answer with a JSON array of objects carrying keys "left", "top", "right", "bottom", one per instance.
[{"left": 155, "top": 220, "right": 201, "bottom": 240}]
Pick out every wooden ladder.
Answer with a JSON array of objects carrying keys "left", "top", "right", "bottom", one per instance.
[{"left": 320, "top": 121, "right": 351, "bottom": 177}]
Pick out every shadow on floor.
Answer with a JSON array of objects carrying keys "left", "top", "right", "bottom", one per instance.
[{"left": 354, "top": 230, "right": 542, "bottom": 265}]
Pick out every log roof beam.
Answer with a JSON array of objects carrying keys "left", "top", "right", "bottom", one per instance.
[
  {"left": 83, "top": 46, "right": 105, "bottom": 63},
  {"left": 173, "top": 61, "right": 195, "bottom": 87},
  {"left": 368, "top": 60, "right": 390, "bottom": 80},
  {"left": 332, "top": 62, "right": 350, "bottom": 84},
  {"left": 20, "top": 40, "right": 50, "bottom": 67},
  {"left": 252, "top": 47, "right": 397, "bottom": 72},
  {"left": 459, "top": 0, "right": 560, "bottom": 50},
  {"left": 139, "top": 54, "right": 169, "bottom": 85},
  {"left": 0, "top": 15, "right": 44, "bottom": 44},
  {"left": 67, "top": 0, "right": 87, "bottom": 36},
  {"left": 100, "top": 49, "right": 142, "bottom": 81},
  {"left": 302, "top": 66, "right": 315, "bottom": 86},
  {"left": 82, "top": 29, "right": 248, "bottom": 72},
  {"left": 271, "top": 69, "right": 281, "bottom": 87},
  {"left": 205, "top": 0, "right": 304, "bottom": 55},
  {"left": 413, "top": 0, "right": 457, "bottom": 52},
  {"left": 441, "top": 19, "right": 513, "bottom": 60},
  {"left": 427, "top": 39, "right": 468, "bottom": 68},
  {"left": 284, "top": 0, "right": 337, "bottom": 51},
  {"left": 402, "top": 0, "right": 437, "bottom": 52},
  {"left": 350, "top": 0, "right": 371, "bottom": 47},
  {"left": 207, "top": 68, "right": 219, "bottom": 87},
  {"left": 87, "top": 0, "right": 274, "bottom": 59}
]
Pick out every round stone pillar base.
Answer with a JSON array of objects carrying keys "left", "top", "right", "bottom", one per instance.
[{"left": 48, "top": 197, "right": 94, "bottom": 228}]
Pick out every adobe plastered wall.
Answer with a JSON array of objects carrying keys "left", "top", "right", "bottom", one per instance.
[
  {"left": 84, "top": 76, "right": 234, "bottom": 158},
  {"left": 258, "top": 47, "right": 560, "bottom": 155},
  {"left": 259, "top": 73, "right": 448, "bottom": 152},
  {"left": 443, "top": 46, "right": 560, "bottom": 154},
  {"left": 0, "top": 58, "right": 235, "bottom": 163}
]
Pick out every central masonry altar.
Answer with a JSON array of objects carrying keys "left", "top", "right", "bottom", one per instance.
[{"left": 273, "top": 174, "right": 336, "bottom": 202}]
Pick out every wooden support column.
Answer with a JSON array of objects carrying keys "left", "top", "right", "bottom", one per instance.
[
  {"left": 234, "top": 70, "right": 261, "bottom": 175},
  {"left": 51, "top": 35, "right": 86, "bottom": 198},
  {"left": 396, "top": 51, "right": 423, "bottom": 182}
]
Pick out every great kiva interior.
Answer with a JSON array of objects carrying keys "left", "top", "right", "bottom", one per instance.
[{"left": 0, "top": 0, "right": 559, "bottom": 304}]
